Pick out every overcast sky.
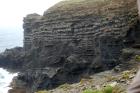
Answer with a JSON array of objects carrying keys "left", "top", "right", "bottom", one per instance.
[
  {"left": 0, "top": 0, "right": 62, "bottom": 29},
  {"left": 0, "top": 0, "right": 63, "bottom": 51}
]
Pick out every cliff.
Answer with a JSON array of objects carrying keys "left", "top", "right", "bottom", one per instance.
[
  {"left": 0, "top": 0, "right": 140, "bottom": 93},
  {"left": 23, "top": 0, "right": 138, "bottom": 67},
  {"left": 22, "top": 0, "right": 138, "bottom": 70}
]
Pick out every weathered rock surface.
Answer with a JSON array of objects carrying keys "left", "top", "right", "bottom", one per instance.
[
  {"left": 23, "top": 0, "right": 138, "bottom": 68},
  {"left": 0, "top": 0, "right": 140, "bottom": 92},
  {"left": 0, "top": 47, "right": 24, "bottom": 71}
]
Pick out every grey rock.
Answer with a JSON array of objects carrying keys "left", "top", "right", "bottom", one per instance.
[{"left": 0, "top": 0, "right": 140, "bottom": 92}]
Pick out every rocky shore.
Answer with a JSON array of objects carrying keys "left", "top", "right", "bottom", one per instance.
[{"left": 0, "top": 0, "right": 140, "bottom": 93}]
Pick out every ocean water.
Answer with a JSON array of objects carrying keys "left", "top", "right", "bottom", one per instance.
[
  {"left": 0, "top": 28, "right": 23, "bottom": 53},
  {"left": 0, "top": 28, "right": 23, "bottom": 93},
  {"left": 0, "top": 68, "right": 18, "bottom": 93}
]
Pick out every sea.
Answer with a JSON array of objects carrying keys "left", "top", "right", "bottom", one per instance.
[{"left": 0, "top": 28, "right": 23, "bottom": 93}]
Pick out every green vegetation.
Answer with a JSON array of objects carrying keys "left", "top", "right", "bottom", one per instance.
[
  {"left": 121, "top": 71, "right": 130, "bottom": 80},
  {"left": 135, "top": 55, "right": 140, "bottom": 61},
  {"left": 82, "top": 89, "right": 102, "bottom": 93},
  {"left": 35, "top": 90, "right": 48, "bottom": 93},
  {"left": 102, "top": 85, "right": 113, "bottom": 93},
  {"left": 82, "top": 89, "right": 95, "bottom": 93},
  {"left": 82, "top": 84, "right": 124, "bottom": 93},
  {"left": 82, "top": 85, "right": 113, "bottom": 93},
  {"left": 36, "top": 84, "right": 125, "bottom": 93}
]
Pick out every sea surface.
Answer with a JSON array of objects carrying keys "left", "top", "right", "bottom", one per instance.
[
  {"left": 0, "top": 68, "right": 18, "bottom": 93},
  {"left": 0, "top": 28, "right": 23, "bottom": 93},
  {"left": 0, "top": 28, "right": 23, "bottom": 53}
]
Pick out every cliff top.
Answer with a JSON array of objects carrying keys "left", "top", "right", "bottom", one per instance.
[{"left": 44, "top": 0, "right": 137, "bottom": 16}]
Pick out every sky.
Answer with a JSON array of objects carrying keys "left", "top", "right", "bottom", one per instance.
[
  {"left": 0, "top": 0, "right": 63, "bottom": 28},
  {"left": 0, "top": 0, "right": 63, "bottom": 52}
]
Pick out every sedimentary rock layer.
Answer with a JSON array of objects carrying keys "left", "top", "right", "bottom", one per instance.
[
  {"left": 0, "top": 0, "right": 139, "bottom": 92},
  {"left": 23, "top": 0, "right": 138, "bottom": 68}
]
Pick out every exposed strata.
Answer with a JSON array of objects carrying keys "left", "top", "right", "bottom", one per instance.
[
  {"left": 0, "top": 0, "right": 140, "bottom": 93},
  {"left": 23, "top": 0, "right": 138, "bottom": 68}
]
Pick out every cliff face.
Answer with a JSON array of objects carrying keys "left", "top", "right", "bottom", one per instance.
[
  {"left": 0, "top": 0, "right": 140, "bottom": 92},
  {"left": 23, "top": 0, "right": 137, "bottom": 68}
]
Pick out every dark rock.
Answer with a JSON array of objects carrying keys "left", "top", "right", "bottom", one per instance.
[
  {"left": 0, "top": 0, "right": 140, "bottom": 92},
  {"left": 0, "top": 47, "right": 24, "bottom": 71},
  {"left": 8, "top": 88, "right": 26, "bottom": 93}
]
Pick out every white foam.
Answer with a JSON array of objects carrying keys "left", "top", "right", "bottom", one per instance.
[{"left": 0, "top": 68, "right": 17, "bottom": 93}]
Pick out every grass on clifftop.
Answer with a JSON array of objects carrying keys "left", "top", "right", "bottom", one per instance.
[{"left": 47, "top": 0, "right": 111, "bottom": 12}]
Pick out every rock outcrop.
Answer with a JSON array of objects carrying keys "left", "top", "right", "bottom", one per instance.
[
  {"left": 22, "top": 0, "right": 138, "bottom": 70},
  {"left": 0, "top": 47, "right": 24, "bottom": 71},
  {"left": 0, "top": 0, "right": 140, "bottom": 92},
  {"left": 23, "top": 0, "right": 138, "bottom": 68}
]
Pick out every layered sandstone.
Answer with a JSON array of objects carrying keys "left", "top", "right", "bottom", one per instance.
[
  {"left": 23, "top": 0, "right": 138, "bottom": 68},
  {"left": 0, "top": 0, "right": 139, "bottom": 93}
]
